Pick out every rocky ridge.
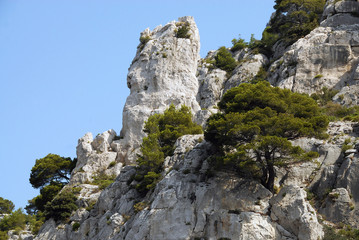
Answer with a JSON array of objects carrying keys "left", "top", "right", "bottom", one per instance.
[{"left": 25, "top": 1, "right": 359, "bottom": 239}]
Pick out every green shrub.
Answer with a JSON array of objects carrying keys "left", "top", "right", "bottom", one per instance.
[
  {"left": 0, "top": 209, "right": 27, "bottom": 232},
  {"left": 72, "top": 222, "right": 80, "bottom": 231},
  {"left": 133, "top": 201, "right": 148, "bottom": 213},
  {"left": 251, "top": 66, "right": 268, "bottom": 84},
  {"left": 27, "top": 213, "right": 44, "bottom": 235},
  {"left": 108, "top": 161, "right": 116, "bottom": 168},
  {"left": 44, "top": 189, "right": 78, "bottom": 222},
  {"left": 135, "top": 104, "right": 203, "bottom": 194},
  {"left": 324, "top": 225, "right": 359, "bottom": 240},
  {"left": 175, "top": 22, "right": 191, "bottom": 38},
  {"left": 231, "top": 35, "right": 248, "bottom": 52},
  {"left": 214, "top": 47, "right": 238, "bottom": 73},
  {"left": 139, "top": 35, "right": 151, "bottom": 45},
  {"left": 85, "top": 199, "right": 97, "bottom": 211},
  {"left": 311, "top": 87, "right": 339, "bottom": 106},
  {"left": 0, "top": 231, "right": 7, "bottom": 240},
  {"left": 139, "top": 35, "right": 151, "bottom": 51},
  {"left": 0, "top": 198, "right": 14, "bottom": 214},
  {"left": 92, "top": 172, "right": 116, "bottom": 190},
  {"left": 26, "top": 182, "right": 64, "bottom": 215},
  {"left": 263, "top": 0, "right": 325, "bottom": 54}
]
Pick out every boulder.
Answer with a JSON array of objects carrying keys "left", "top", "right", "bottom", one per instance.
[{"left": 270, "top": 186, "right": 324, "bottom": 240}]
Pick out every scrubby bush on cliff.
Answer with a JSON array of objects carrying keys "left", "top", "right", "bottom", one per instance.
[
  {"left": 205, "top": 82, "right": 328, "bottom": 191},
  {"left": 175, "top": 22, "right": 191, "bottom": 39},
  {"left": 0, "top": 198, "right": 14, "bottom": 215},
  {"left": 43, "top": 189, "right": 78, "bottom": 222},
  {"left": 311, "top": 87, "right": 359, "bottom": 122},
  {"left": 0, "top": 208, "right": 30, "bottom": 238},
  {"left": 91, "top": 172, "right": 116, "bottom": 190},
  {"left": 264, "top": 0, "right": 325, "bottom": 51},
  {"left": 135, "top": 104, "right": 203, "bottom": 194},
  {"left": 214, "top": 47, "right": 238, "bottom": 74},
  {"left": 230, "top": 35, "right": 248, "bottom": 52}
]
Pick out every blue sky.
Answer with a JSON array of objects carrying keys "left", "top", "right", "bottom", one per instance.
[{"left": 0, "top": 0, "right": 275, "bottom": 209}]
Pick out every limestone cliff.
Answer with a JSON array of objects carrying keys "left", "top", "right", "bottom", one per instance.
[{"left": 30, "top": 1, "right": 359, "bottom": 239}]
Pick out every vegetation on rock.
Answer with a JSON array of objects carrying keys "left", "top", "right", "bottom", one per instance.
[
  {"left": 264, "top": 0, "right": 326, "bottom": 52},
  {"left": 228, "top": 0, "right": 326, "bottom": 57},
  {"left": 175, "top": 22, "right": 191, "bottom": 39},
  {"left": 134, "top": 104, "right": 202, "bottom": 194},
  {"left": 27, "top": 154, "right": 77, "bottom": 224},
  {"left": 29, "top": 154, "right": 76, "bottom": 189},
  {"left": 214, "top": 47, "right": 238, "bottom": 74},
  {"left": 205, "top": 82, "right": 328, "bottom": 191},
  {"left": 0, "top": 198, "right": 14, "bottom": 215},
  {"left": 311, "top": 87, "right": 359, "bottom": 122},
  {"left": 91, "top": 172, "right": 116, "bottom": 190},
  {"left": 324, "top": 225, "right": 359, "bottom": 240},
  {"left": 43, "top": 188, "right": 78, "bottom": 222},
  {"left": 0, "top": 207, "right": 37, "bottom": 239}
]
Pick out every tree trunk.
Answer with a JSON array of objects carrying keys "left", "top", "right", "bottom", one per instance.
[{"left": 266, "top": 163, "right": 275, "bottom": 192}]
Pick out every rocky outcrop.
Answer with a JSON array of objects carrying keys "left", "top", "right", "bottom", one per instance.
[
  {"left": 268, "top": 0, "right": 359, "bottom": 102},
  {"left": 71, "top": 130, "right": 121, "bottom": 185},
  {"left": 35, "top": 134, "right": 327, "bottom": 240},
  {"left": 322, "top": 0, "right": 359, "bottom": 27},
  {"left": 119, "top": 16, "right": 201, "bottom": 163},
  {"left": 224, "top": 50, "right": 268, "bottom": 93}
]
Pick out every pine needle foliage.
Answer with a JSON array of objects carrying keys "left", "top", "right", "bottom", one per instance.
[
  {"left": 135, "top": 104, "right": 203, "bottom": 194},
  {"left": 205, "top": 82, "right": 328, "bottom": 191}
]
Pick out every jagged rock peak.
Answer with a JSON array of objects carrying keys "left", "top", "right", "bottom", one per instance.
[{"left": 120, "top": 16, "right": 201, "bottom": 163}]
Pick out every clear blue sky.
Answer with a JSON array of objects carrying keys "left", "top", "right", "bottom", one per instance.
[{"left": 0, "top": 0, "right": 275, "bottom": 209}]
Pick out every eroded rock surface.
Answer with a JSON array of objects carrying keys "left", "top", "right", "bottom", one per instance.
[{"left": 120, "top": 16, "right": 201, "bottom": 163}]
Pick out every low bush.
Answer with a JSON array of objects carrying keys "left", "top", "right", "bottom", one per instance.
[
  {"left": 44, "top": 189, "right": 78, "bottom": 222},
  {"left": 139, "top": 35, "right": 151, "bottom": 51},
  {"left": 175, "top": 22, "right": 191, "bottom": 39},
  {"left": 231, "top": 35, "right": 247, "bottom": 52},
  {"left": 72, "top": 222, "right": 80, "bottom": 231},
  {"left": 135, "top": 104, "right": 202, "bottom": 194},
  {"left": 0, "top": 198, "right": 14, "bottom": 214},
  {"left": 92, "top": 172, "right": 116, "bottom": 190},
  {"left": 214, "top": 47, "right": 238, "bottom": 74},
  {"left": 324, "top": 225, "right": 359, "bottom": 240},
  {"left": 0, "top": 209, "right": 27, "bottom": 233}
]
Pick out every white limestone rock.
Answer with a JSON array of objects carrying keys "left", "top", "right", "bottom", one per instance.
[
  {"left": 268, "top": 23, "right": 359, "bottom": 97},
  {"left": 120, "top": 16, "right": 201, "bottom": 164},
  {"left": 8, "top": 229, "right": 33, "bottom": 240},
  {"left": 270, "top": 186, "right": 324, "bottom": 240},
  {"left": 197, "top": 67, "right": 226, "bottom": 110},
  {"left": 70, "top": 129, "right": 121, "bottom": 185},
  {"left": 91, "top": 129, "right": 116, "bottom": 153},
  {"left": 75, "top": 132, "right": 93, "bottom": 172},
  {"left": 224, "top": 53, "right": 268, "bottom": 93},
  {"left": 319, "top": 188, "right": 354, "bottom": 224}
]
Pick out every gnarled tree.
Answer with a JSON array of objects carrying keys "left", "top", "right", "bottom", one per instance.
[{"left": 205, "top": 82, "right": 328, "bottom": 191}]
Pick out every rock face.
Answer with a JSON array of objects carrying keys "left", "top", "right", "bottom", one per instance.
[
  {"left": 268, "top": 1, "right": 359, "bottom": 101},
  {"left": 224, "top": 50, "right": 268, "bottom": 93},
  {"left": 270, "top": 186, "right": 324, "bottom": 240},
  {"left": 119, "top": 16, "right": 201, "bottom": 163},
  {"left": 33, "top": 5, "right": 359, "bottom": 239},
  {"left": 35, "top": 135, "right": 324, "bottom": 240}
]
